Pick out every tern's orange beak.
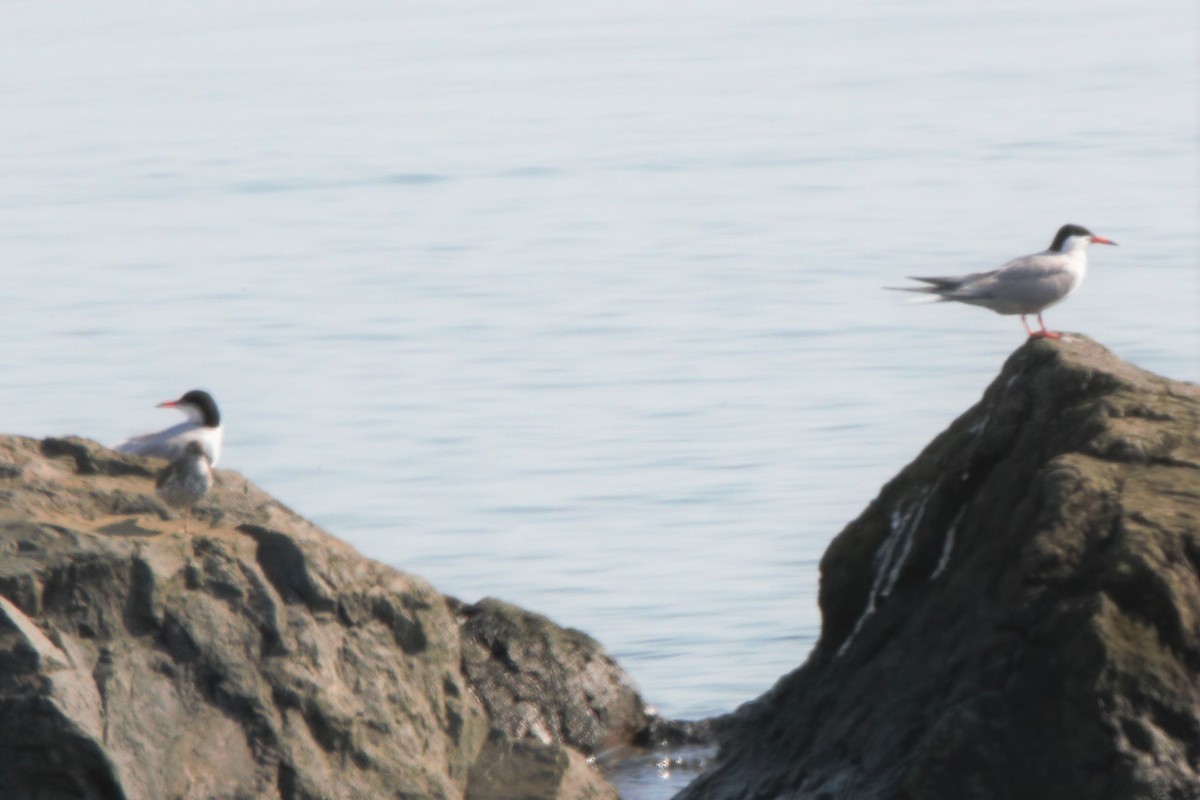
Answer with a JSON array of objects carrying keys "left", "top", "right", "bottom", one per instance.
[
  {"left": 1090, "top": 235, "right": 1117, "bottom": 246},
  {"left": 157, "top": 400, "right": 180, "bottom": 408}
]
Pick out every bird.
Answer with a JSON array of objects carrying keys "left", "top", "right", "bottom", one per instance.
[
  {"left": 890, "top": 224, "right": 1117, "bottom": 339},
  {"left": 116, "top": 389, "right": 223, "bottom": 466},
  {"left": 155, "top": 440, "right": 213, "bottom": 534}
]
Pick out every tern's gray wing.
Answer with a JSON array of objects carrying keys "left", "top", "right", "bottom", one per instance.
[
  {"left": 983, "top": 252, "right": 1073, "bottom": 284},
  {"left": 950, "top": 252, "right": 1076, "bottom": 314},
  {"left": 905, "top": 269, "right": 1001, "bottom": 292},
  {"left": 117, "top": 420, "right": 196, "bottom": 459},
  {"left": 118, "top": 421, "right": 223, "bottom": 467}
]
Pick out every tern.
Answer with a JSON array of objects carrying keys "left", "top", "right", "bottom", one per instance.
[
  {"left": 117, "top": 389, "right": 223, "bottom": 467},
  {"left": 890, "top": 224, "right": 1117, "bottom": 338},
  {"left": 155, "top": 440, "right": 213, "bottom": 534}
]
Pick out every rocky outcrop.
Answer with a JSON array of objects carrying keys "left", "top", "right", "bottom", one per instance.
[
  {"left": 0, "top": 435, "right": 637, "bottom": 800},
  {"left": 677, "top": 336, "right": 1200, "bottom": 800},
  {"left": 457, "top": 598, "right": 649, "bottom": 755}
]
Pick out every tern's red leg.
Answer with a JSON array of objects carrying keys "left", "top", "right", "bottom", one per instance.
[
  {"left": 1020, "top": 315, "right": 1035, "bottom": 337},
  {"left": 1034, "top": 312, "right": 1062, "bottom": 340}
]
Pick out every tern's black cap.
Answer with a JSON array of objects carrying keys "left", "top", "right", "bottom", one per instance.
[
  {"left": 176, "top": 390, "right": 221, "bottom": 428},
  {"left": 1049, "top": 224, "right": 1095, "bottom": 252}
]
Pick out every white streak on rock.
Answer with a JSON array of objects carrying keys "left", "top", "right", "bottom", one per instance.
[
  {"left": 931, "top": 506, "right": 967, "bottom": 581},
  {"left": 837, "top": 488, "right": 930, "bottom": 658},
  {"left": 878, "top": 493, "right": 929, "bottom": 602}
]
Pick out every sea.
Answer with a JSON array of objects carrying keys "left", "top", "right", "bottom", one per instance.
[{"left": 2, "top": 1, "right": 1196, "bottom": 796}]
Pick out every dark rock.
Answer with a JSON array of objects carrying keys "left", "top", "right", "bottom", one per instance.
[
  {"left": 0, "top": 434, "right": 629, "bottom": 799},
  {"left": 41, "top": 436, "right": 155, "bottom": 479},
  {"left": 456, "top": 597, "right": 650, "bottom": 755},
  {"left": 677, "top": 336, "right": 1200, "bottom": 800}
]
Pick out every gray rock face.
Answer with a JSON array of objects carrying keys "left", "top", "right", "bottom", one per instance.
[
  {"left": 677, "top": 336, "right": 1200, "bottom": 800},
  {"left": 0, "top": 435, "right": 629, "bottom": 800}
]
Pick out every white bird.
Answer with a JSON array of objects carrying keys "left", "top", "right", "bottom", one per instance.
[
  {"left": 117, "top": 389, "right": 223, "bottom": 467},
  {"left": 890, "top": 224, "right": 1117, "bottom": 338},
  {"left": 155, "top": 440, "right": 213, "bottom": 534}
]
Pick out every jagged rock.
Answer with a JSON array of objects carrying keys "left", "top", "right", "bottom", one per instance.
[
  {"left": 677, "top": 336, "right": 1200, "bottom": 800},
  {"left": 453, "top": 594, "right": 717, "bottom": 773},
  {"left": 456, "top": 597, "right": 649, "bottom": 755},
  {"left": 0, "top": 435, "right": 629, "bottom": 800}
]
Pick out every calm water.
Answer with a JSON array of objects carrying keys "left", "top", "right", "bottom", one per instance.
[{"left": 2, "top": 3, "right": 1196, "bottom": 792}]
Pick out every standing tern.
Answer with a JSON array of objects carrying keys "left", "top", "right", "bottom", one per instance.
[
  {"left": 117, "top": 389, "right": 223, "bottom": 467},
  {"left": 890, "top": 223, "right": 1117, "bottom": 338},
  {"left": 155, "top": 440, "right": 213, "bottom": 534}
]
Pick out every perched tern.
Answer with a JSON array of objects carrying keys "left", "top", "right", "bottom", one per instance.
[
  {"left": 155, "top": 440, "right": 213, "bottom": 534},
  {"left": 117, "top": 389, "right": 223, "bottom": 466},
  {"left": 890, "top": 224, "right": 1117, "bottom": 338}
]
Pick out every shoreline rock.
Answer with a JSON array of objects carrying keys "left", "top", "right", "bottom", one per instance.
[
  {"left": 0, "top": 434, "right": 672, "bottom": 799},
  {"left": 675, "top": 335, "right": 1200, "bottom": 800},
  {"left": 456, "top": 597, "right": 649, "bottom": 755},
  {"left": 7, "top": 334, "right": 1189, "bottom": 800}
]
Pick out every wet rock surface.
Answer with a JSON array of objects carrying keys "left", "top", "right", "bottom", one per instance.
[
  {"left": 676, "top": 336, "right": 1200, "bottom": 800},
  {"left": 0, "top": 435, "right": 641, "bottom": 800}
]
